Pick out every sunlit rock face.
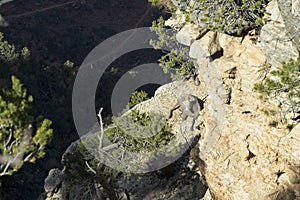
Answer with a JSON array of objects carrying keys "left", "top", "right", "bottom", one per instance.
[
  {"left": 258, "top": 0, "right": 300, "bottom": 68},
  {"left": 169, "top": 1, "right": 300, "bottom": 198}
]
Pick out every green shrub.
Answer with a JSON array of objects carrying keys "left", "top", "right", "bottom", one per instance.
[
  {"left": 159, "top": 49, "right": 195, "bottom": 79},
  {"left": 106, "top": 110, "right": 174, "bottom": 152},
  {"left": 275, "top": 189, "right": 296, "bottom": 200},
  {"left": 254, "top": 57, "right": 300, "bottom": 121},
  {"left": 100, "top": 90, "right": 174, "bottom": 152},
  {"left": 62, "top": 140, "right": 120, "bottom": 200},
  {"left": 127, "top": 90, "right": 149, "bottom": 109},
  {"left": 173, "top": 0, "right": 269, "bottom": 35},
  {"left": 0, "top": 32, "right": 30, "bottom": 64},
  {"left": 0, "top": 76, "right": 53, "bottom": 176},
  {"left": 150, "top": 17, "right": 176, "bottom": 50},
  {"left": 150, "top": 17, "right": 196, "bottom": 80},
  {"left": 148, "top": 0, "right": 176, "bottom": 11}
]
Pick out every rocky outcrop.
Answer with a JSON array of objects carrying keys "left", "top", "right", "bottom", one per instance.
[
  {"left": 44, "top": 1, "right": 300, "bottom": 199},
  {"left": 277, "top": 0, "right": 300, "bottom": 44},
  {"left": 44, "top": 81, "right": 209, "bottom": 199},
  {"left": 257, "top": 0, "right": 300, "bottom": 67},
  {"left": 292, "top": 0, "right": 300, "bottom": 16},
  {"left": 170, "top": 3, "right": 300, "bottom": 199},
  {"left": 176, "top": 23, "right": 206, "bottom": 46},
  {"left": 189, "top": 31, "right": 221, "bottom": 59},
  {"left": 44, "top": 169, "right": 63, "bottom": 198}
]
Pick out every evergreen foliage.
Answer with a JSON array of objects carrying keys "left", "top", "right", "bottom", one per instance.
[
  {"left": 191, "top": 0, "right": 269, "bottom": 34},
  {"left": 148, "top": 0, "right": 176, "bottom": 11},
  {"left": 276, "top": 189, "right": 296, "bottom": 200},
  {"left": 0, "top": 76, "right": 53, "bottom": 177},
  {"left": 150, "top": 17, "right": 196, "bottom": 79},
  {"left": 254, "top": 58, "right": 300, "bottom": 121},
  {"left": 127, "top": 90, "right": 149, "bottom": 109},
  {"left": 0, "top": 33, "right": 30, "bottom": 63},
  {"left": 61, "top": 140, "right": 120, "bottom": 200},
  {"left": 106, "top": 110, "right": 173, "bottom": 152},
  {"left": 68, "top": 88, "right": 175, "bottom": 198},
  {"left": 150, "top": 0, "right": 269, "bottom": 34}
]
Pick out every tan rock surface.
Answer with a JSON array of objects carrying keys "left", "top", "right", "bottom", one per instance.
[{"left": 174, "top": 18, "right": 299, "bottom": 199}]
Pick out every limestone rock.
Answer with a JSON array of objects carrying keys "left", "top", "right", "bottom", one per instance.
[
  {"left": 164, "top": 10, "right": 186, "bottom": 30},
  {"left": 258, "top": 0, "right": 299, "bottom": 67},
  {"left": 176, "top": 23, "right": 206, "bottom": 46},
  {"left": 279, "top": 124, "right": 300, "bottom": 167},
  {"left": 174, "top": 14, "right": 299, "bottom": 199},
  {"left": 200, "top": 189, "right": 213, "bottom": 200},
  {"left": 170, "top": 0, "right": 188, "bottom": 10},
  {"left": 290, "top": 123, "right": 300, "bottom": 141},
  {"left": 198, "top": 43, "right": 299, "bottom": 200},
  {"left": 292, "top": 0, "right": 300, "bottom": 16},
  {"left": 44, "top": 169, "right": 63, "bottom": 193},
  {"left": 277, "top": 0, "right": 300, "bottom": 34},
  {"left": 189, "top": 31, "right": 222, "bottom": 59},
  {"left": 138, "top": 79, "right": 207, "bottom": 119}
]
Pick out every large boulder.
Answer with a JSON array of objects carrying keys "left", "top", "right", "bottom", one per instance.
[
  {"left": 44, "top": 169, "right": 63, "bottom": 195},
  {"left": 175, "top": 23, "right": 205, "bottom": 46},
  {"left": 189, "top": 32, "right": 222, "bottom": 59}
]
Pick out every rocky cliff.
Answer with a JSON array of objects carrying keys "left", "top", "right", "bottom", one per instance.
[
  {"left": 44, "top": 0, "right": 300, "bottom": 199},
  {"left": 169, "top": 1, "right": 300, "bottom": 199}
]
